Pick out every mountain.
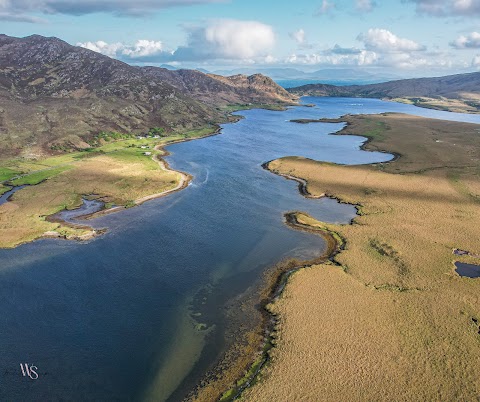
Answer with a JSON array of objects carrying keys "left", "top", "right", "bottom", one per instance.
[
  {"left": 213, "top": 67, "right": 400, "bottom": 84},
  {"left": 0, "top": 34, "right": 294, "bottom": 159},
  {"left": 288, "top": 71, "right": 480, "bottom": 112},
  {"left": 141, "top": 68, "right": 293, "bottom": 107}
]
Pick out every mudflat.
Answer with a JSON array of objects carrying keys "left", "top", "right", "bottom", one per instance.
[{"left": 244, "top": 113, "right": 480, "bottom": 401}]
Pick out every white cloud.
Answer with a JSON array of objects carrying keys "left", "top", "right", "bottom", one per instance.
[
  {"left": 172, "top": 19, "right": 275, "bottom": 61},
  {"left": 315, "top": 0, "right": 335, "bottom": 15},
  {"left": 78, "top": 41, "right": 123, "bottom": 57},
  {"left": 358, "top": 28, "right": 425, "bottom": 52},
  {"left": 78, "top": 20, "right": 275, "bottom": 64},
  {"left": 408, "top": 0, "right": 480, "bottom": 16},
  {"left": 285, "top": 49, "right": 378, "bottom": 66},
  {"left": 283, "top": 27, "right": 451, "bottom": 70},
  {"left": 450, "top": 31, "right": 480, "bottom": 48},
  {"left": 122, "top": 40, "right": 164, "bottom": 57},
  {"left": 78, "top": 39, "right": 169, "bottom": 61},
  {"left": 356, "top": 0, "right": 376, "bottom": 12},
  {"left": 290, "top": 29, "right": 306, "bottom": 45}
]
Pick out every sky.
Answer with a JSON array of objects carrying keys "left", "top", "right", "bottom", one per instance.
[{"left": 2, "top": 0, "right": 480, "bottom": 77}]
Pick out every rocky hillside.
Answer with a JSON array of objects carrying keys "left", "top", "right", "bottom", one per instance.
[
  {"left": 289, "top": 72, "right": 480, "bottom": 109},
  {"left": 0, "top": 34, "right": 295, "bottom": 159},
  {"left": 141, "top": 68, "right": 294, "bottom": 106}
]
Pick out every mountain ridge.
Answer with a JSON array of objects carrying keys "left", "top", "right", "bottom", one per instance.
[{"left": 0, "top": 34, "right": 295, "bottom": 159}]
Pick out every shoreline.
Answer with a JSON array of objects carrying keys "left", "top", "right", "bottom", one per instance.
[
  {"left": 76, "top": 126, "right": 224, "bottom": 223},
  {"left": 290, "top": 115, "right": 402, "bottom": 163},
  {"left": 212, "top": 115, "right": 402, "bottom": 400},
  {"left": 0, "top": 104, "right": 284, "bottom": 249},
  {"left": 261, "top": 160, "right": 362, "bottom": 217},
  {"left": 185, "top": 213, "right": 347, "bottom": 402},
  {"left": 187, "top": 161, "right": 355, "bottom": 401},
  {"left": 29, "top": 126, "right": 225, "bottom": 244},
  {"left": 237, "top": 112, "right": 480, "bottom": 400},
  {"left": 208, "top": 211, "right": 348, "bottom": 402},
  {"left": 189, "top": 114, "right": 394, "bottom": 401}
]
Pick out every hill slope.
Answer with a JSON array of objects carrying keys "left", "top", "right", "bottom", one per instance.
[{"left": 0, "top": 34, "right": 295, "bottom": 159}]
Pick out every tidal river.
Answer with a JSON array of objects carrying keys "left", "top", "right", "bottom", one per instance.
[{"left": 1, "top": 97, "right": 479, "bottom": 401}]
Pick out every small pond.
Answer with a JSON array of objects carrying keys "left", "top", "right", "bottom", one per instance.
[{"left": 455, "top": 262, "right": 480, "bottom": 278}]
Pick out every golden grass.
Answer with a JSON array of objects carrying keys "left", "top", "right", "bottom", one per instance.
[
  {"left": 244, "top": 114, "right": 480, "bottom": 401},
  {"left": 0, "top": 151, "right": 180, "bottom": 248}
]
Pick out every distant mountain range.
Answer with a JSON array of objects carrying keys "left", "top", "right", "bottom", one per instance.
[
  {"left": 0, "top": 34, "right": 294, "bottom": 158},
  {"left": 288, "top": 72, "right": 480, "bottom": 113},
  {"left": 211, "top": 67, "right": 400, "bottom": 84},
  {"left": 288, "top": 72, "right": 480, "bottom": 98},
  {"left": 161, "top": 65, "right": 401, "bottom": 85}
]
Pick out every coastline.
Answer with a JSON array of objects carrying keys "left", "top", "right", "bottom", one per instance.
[
  {"left": 0, "top": 109, "right": 260, "bottom": 248},
  {"left": 71, "top": 126, "right": 225, "bottom": 223},
  {"left": 195, "top": 178, "right": 350, "bottom": 402},
  {"left": 185, "top": 158, "right": 355, "bottom": 402},
  {"left": 290, "top": 115, "right": 402, "bottom": 163},
  {"left": 187, "top": 116, "right": 391, "bottom": 402},
  {"left": 184, "top": 209, "right": 347, "bottom": 402},
  {"left": 261, "top": 160, "right": 362, "bottom": 216},
  {"left": 0, "top": 125, "right": 225, "bottom": 248}
]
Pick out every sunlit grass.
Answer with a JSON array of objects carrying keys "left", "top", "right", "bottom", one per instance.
[{"left": 245, "top": 114, "right": 480, "bottom": 401}]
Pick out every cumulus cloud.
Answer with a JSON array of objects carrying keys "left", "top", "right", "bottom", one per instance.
[
  {"left": 450, "top": 31, "right": 480, "bottom": 48},
  {"left": 78, "top": 39, "right": 170, "bottom": 62},
  {"left": 356, "top": 0, "right": 376, "bottom": 12},
  {"left": 284, "top": 27, "right": 440, "bottom": 70},
  {"left": 290, "top": 29, "right": 306, "bottom": 45},
  {"left": 80, "top": 20, "right": 275, "bottom": 64},
  {"left": 315, "top": 0, "right": 335, "bottom": 15},
  {"left": 172, "top": 19, "right": 275, "bottom": 61},
  {"left": 357, "top": 28, "right": 425, "bottom": 52},
  {"left": 407, "top": 0, "right": 480, "bottom": 17},
  {"left": 0, "top": 0, "right": 226, "bottom": 21}
]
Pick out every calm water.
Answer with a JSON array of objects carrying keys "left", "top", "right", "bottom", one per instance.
[
  {"left": 455, "top": 262, "right": 480, "bottom": 278},
  {"left": 1, "top": 97, "right": 479, "bottom": 401},
  {"left": 0, "top": 185, "right": 25, "bottom": 206}
]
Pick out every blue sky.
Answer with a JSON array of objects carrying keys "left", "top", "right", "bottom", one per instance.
[{"left": 2, "top": 0, "right": 480, "bottom": 77}]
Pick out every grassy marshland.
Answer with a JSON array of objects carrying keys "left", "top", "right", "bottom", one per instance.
[{"left": 244, "top": 113, "right": 480, "bottom": 401}]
